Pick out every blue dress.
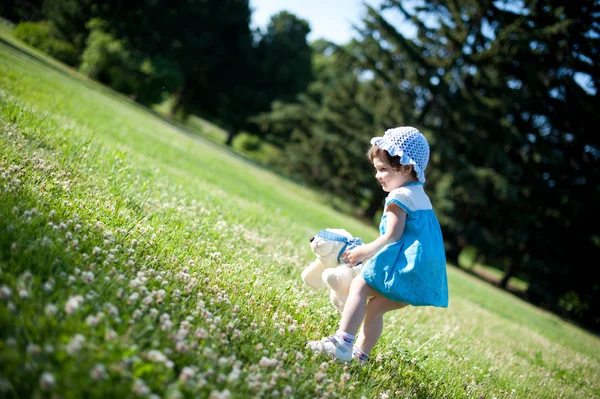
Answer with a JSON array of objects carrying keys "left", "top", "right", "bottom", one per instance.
[{"left": 361, "top": 182, "right": 449, "bottom": 307}]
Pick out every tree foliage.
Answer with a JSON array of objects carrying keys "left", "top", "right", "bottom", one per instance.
[
  {"left": 5, "top": 0, "right": 312, "bottom": 139},
  {"left": 13, "top": 20, "right": 78, "bottom": 65},
  {"left": 0, "top": 0, "right": 45, "bottom": 22},
  {"left": 257, "top": 0, "right": 600, "bottom": 329},
  {"left": 356, "top": 0, "right": 600, "bottom": 327},
  {"left": 253, "top": 40, "right": 388, "bottom": 215}
]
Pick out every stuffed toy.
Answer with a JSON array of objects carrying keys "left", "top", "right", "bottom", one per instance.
[{"left": 301, "top": 229, "right": 363, "bottom": 312}]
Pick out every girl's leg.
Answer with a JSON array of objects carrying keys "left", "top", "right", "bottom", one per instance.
[
  {"left": 338, "top": 275, "right": 379, "bottom": 336},
  {"left": 355, "top": 296, "right": 407, "bottom": 355},
  {"left": 306, "top": 275, "right": 377, "bottom": 362}
]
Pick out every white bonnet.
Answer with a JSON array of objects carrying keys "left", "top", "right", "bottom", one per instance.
[{"left": 370, "top": 126, "right": 430, "bottom": 183}]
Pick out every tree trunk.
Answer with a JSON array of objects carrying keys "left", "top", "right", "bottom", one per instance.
[
  {"left": 499, "top": 261, "right": 522, "bottom": 289},
  {"left": 225, "top": 129, "right": 237, "bottom": 146},
  {"left": 169, "top": 87, "right": 185, "bottom": 120}
]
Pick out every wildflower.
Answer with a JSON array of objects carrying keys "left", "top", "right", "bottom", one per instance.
[
  {"left": 166, "top": 389, "right": 183, "bottom": 399},
  {"left": 66, "top": 334, "right": 85, "bottom": 355},
  {"left": 105, "top": 329, "right": 118, "bottom": 341},
  {"left": 176, "top": 327, "right": 189, "bottom": 341},
  {"left": 43, "top": 279, "right": 55, "bottom": 292},
  {"left": 195, "top": 328, "right": 208, "bottom": 340},
  {"left": 227, "top": 368, "right": 240, "bottom": 383},
  {"left": 86, "top": 315, "right": 99, "bottom": 327},
  {"left": 132, "top": 379, "right": 150, "bottom": 396},
  {"left": 146, "top": 349, "right": 168, "bottom": 364},
  {"left": 127, "top": 292, "right": 139, "bottom": 304},
  {"left": 45, "top": 304, "right": 57, "bottom": 316},
  {"left": 65, "top": 295, "right": 83, "bottom": 314},
  {"left": 0, "top": 286, "right": 12, "bottom": 300},
  {"left": 161, "top": 319, "right": 173, "bottom": 331},
  {"left": 27, "top": 343, "right": 41, "bottom": 355},
  {"left": 39, "top": 372, "right": 55, "bottom": 390},
  {"left": 175, "top": 341, "right": 188, "bottom": 353},
  {"left": 104, "top": 303, "right": 119, "bottom": 317},
  {"left": 81, "top": 271, "right": 94, "bottom": 284},
  {"left": 179, "top": 367, "right": 196, "bottom": 382},
  {"left": 208, "top": 389, "right": 231, "bottom": 399},
  {"left": 90, "top": 364, "right": 108, "bottom": 380},
  {"left": 259, "top": 357, "right": 277, "bottom": 368},
  {"left": 41, "top": 236, "right": 52, "bottom": 247},
  {"left": 314, "top": 372, "right": 326, "bottom": 383}
]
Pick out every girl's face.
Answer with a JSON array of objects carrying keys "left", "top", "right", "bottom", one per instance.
[{"left": 373, "top": 156, "right": 414, "bottom": 192}]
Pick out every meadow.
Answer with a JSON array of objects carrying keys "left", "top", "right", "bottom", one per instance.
[{"left": 0, "top": 26, "right": 599, "bottom": 399}]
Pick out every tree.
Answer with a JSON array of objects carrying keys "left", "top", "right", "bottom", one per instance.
[
  {"left": 351, "top": 0, "right": 600, "bottom": 328},
  {"left": 42, "top": 0, "right": 97, "bottom": 54},
  {"left": 0, "top": 0, "right": 45, "bottom": 23},
  {"left": 247, "top": 11, "right": 313, "bottom": 147},
  {"left": 253, "top": 39, "right": 396, "bottom": 220}
]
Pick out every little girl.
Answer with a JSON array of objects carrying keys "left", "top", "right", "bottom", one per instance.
[{"left": 307, "top": 126, "right": 448, "bottom": 363}]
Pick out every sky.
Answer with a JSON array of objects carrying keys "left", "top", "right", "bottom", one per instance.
[
  {"left": 250, "top": 0, "right": 380, "bottom": 44},
  {"left": 250, "top": 0, "right": 595, "bottom": 94}
]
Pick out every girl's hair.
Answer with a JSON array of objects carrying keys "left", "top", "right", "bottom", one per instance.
[{"left": 367, "top": 145, "right": 418, "bottom": 181}]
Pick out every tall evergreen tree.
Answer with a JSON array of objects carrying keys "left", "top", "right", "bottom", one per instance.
[
  {"left": 246, "top": 11, "right": 313, "bottom": 146},
  {"left": 254, "top": 39, "right": 399, "bottom": 219},
  {"left": 351, "top": 0, "right": 599, "bottom": 327}
]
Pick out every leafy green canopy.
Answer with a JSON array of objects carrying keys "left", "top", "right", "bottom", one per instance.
[
  {"left": 257, "top": 0, "right": 600, "bottom": 330},
  {"left": 13, "top": 0, "right": 313, "bottom": 138}
]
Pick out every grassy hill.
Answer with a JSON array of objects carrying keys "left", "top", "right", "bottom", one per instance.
[{"left": 0, "top": 25, "right": 599, "bottom": 398}]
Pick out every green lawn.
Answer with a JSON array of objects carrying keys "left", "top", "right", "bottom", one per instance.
[{"left": 0, "top": 28, "right": 599, "bottom": 399}]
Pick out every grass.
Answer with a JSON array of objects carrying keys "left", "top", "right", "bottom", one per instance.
[{"left": 0, "top": 26, "right": 599, "bottom": 399}]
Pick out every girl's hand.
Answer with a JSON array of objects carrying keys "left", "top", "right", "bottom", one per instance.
[
  {"left": 341, "top": 203, "right": 408, "bottom": 267},
  {"left": 342, "top": 246, "right": 371, "bottom": 267}
]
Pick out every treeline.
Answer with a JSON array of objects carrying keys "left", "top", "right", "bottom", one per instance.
[
  {"left": 1, "top": 0, "right": 313, "bottom": 146},
  {"left": 2, "top": 0, "right": 599, "bottom": 331}
]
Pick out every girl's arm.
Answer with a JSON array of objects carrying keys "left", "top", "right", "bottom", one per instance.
[{"left": 343, "top": 203, "right": 407, "bottom": 266}]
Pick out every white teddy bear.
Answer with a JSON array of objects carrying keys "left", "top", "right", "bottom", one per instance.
[{"left": 301, "top": 229, "right": 363, "bottom": 313}]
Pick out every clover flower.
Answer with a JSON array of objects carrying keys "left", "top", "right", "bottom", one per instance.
[
  {"left": 39, "top": 372, "right": 55, "bottom": 390},
  {"left": 65, "top": 295, "right": 84, "bottom": 314}
]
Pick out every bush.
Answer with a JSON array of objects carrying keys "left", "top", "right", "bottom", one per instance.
[
  {"left": 13, "top": 21, "right": 79, "bottom": 66},
  {"left": 79, "top": 19, "right": 129, "bottom": 81},
  {"left": 79, "top": 19, "right": 183, "bottom": 106},
  {"left": 233, "top": 132, "right": 263, "bottom": 152},
  {"left": 457, "top": 246, "right": 479, "bottom": 270}
]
